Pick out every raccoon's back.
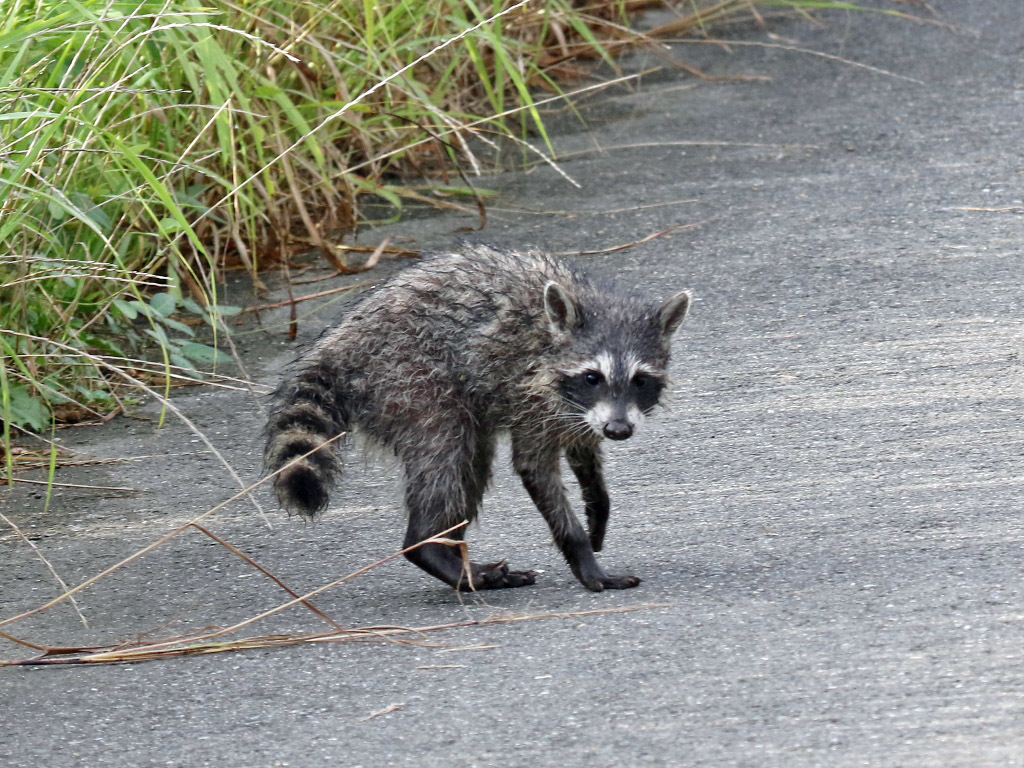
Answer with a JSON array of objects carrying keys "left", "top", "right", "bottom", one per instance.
[{"left": 317, "top": 245, "right": 577, "bottom": 377}]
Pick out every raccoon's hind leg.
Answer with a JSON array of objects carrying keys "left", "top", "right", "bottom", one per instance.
[
  {"left": 512, "top": 436, "right": 640, "bottom": 592},
  {"left": 401, "top": 427, "right": 537, "bottom": 591},
  {"left": 566, "top": 443, "right": 610, "bottom": 553}
]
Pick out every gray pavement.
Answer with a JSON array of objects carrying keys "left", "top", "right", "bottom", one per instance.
[{"left": 3, "top": 2, "right": 1024, "bottom": 766}]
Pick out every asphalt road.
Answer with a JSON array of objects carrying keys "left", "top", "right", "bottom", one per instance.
[{"left": 3, "top": 2, "right": 1023, "bottom": 766}]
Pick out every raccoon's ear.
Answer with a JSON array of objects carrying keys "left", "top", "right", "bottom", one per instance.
[
  {"left": 658, "top": 291, "right": 690, "bottom": 336},
  {"left": 544, "top": 281, "right": 581, "bottom": 334}
]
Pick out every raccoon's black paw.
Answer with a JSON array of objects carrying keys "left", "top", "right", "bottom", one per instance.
[
  {"left": 581, "top": 573, "right": 642, "bottom": 592},
  {"left": 461, "top": 561, "right": 538, "bottom": 590},
  {"left": 500, "top": 569, "right": 539, "bottom": 588},
  {"left": 603, "top": 574, "right": 641, "bottom": 590}
]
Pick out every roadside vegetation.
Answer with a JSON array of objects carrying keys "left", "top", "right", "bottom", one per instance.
[{"left": 0, "top": 0, "right": 913, "bottom": 450}]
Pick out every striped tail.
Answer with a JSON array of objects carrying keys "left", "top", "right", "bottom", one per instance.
[{"left": 263, "top": 360, "right": 348, "bottom": 519}]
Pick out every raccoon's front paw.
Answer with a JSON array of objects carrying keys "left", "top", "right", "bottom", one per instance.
[
  {"left": 581, "top": 573, "right": 642, "bottom": 592},
  {"left": 462, "top": 561, "right": 538, "bottom": 590}
]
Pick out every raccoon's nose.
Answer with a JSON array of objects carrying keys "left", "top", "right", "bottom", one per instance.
[{"left": 603, "top": 420, "right": 633, "bottom": 441}]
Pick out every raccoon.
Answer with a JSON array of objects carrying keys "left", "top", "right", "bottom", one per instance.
[{"left": 263, "top": 244, "right": 690, "bottom": 592}]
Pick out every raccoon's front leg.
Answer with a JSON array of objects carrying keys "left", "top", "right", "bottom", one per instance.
[
  {"left": 565, "top": 443, "right": 610, "bottom": 553},
  {"left": 512, "top": 440, "right": 640, "bottom": 592}
]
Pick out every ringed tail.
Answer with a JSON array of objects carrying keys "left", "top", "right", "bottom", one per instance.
[{"left": 263, "top": 361, "right": 348, "bottom": 519}]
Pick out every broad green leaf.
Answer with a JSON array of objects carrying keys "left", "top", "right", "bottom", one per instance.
[
  {"left": 181, "top": 297, "right": 205, "bottom": 315},
  {"left": 170, "top": 353, "right": 196, "bottom": 373},
  {"left": 143, "top": 326, "right": 171, "bottom": 348},
  {"left": 149, "top": 292, "right": 176, "bottom": 317},
  {"left": 179, "top": 342, "right": 230, "bottom": 365},
  {"left": 112, "top": 298, "right": 138, "bottom": 320},
  {"left": 6, "top": 384, "right": 50, "bottom": 431},
  {"left": 161, "top": 316, "right": 196, "bottom": 336}
]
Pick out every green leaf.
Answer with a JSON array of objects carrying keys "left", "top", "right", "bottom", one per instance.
[
  {"left": 374, "top": 186, "right": 404, "bottom": 210},
  {"left": 156, "top": 217, "right": 183, "bottom": 235},
  {"left": 181, "top": 297, "right": 205, "bottom": 315},
  {"left": 127, "top": 299, "right": 149, "bottom": 317},
  {"left": 178, "top": 342, "right": 230, "bottom": 365},
  {"left": 143, "top": 326, "right": 172, "bottom": 348},
  {"left": 74, "top": 385, "right": 113, "bottom": 404},
  {"left": 6, "top": 384, "right": 50, "bottom": 431},
  {"left": 170, "top": 353, "right": 197, "bottom": 373},
  {"left": 161, "top": 316, "right": 196, "bottom": 336},
  {"left": 78, "top": 332, "right": 127, "bottom": 357},
  {"left": 112, "top": 298, "right": 138, "bottom": 320},
  {"left": 46, "top": 199, "right": 68, "bottom": 221},
  {"left": 149, "top": 292, "right": 176, "bottom": 317},
  {"left": 0, "top": 111, "right": 61, "bottom": 122},
  {"left": 252, "top": 85, "right": 281, "bottom": 99},
  {"left": 86, "top": 203, "right": 113, "bottom": 233}
]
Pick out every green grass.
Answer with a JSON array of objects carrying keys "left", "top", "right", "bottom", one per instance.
[
  {"left": 0, "top": 0, "right": 908, "bottom": 453},
  {"left": 0, "top": 0, "right": 603, "bottom": 436}
]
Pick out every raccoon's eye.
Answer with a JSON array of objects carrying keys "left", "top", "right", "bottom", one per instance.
[
  {"left": 632, "top": 374, "right": 649, "bottom": 389},
  {"left": 584, "top": 371, "right": 603, "bottom": 386}
]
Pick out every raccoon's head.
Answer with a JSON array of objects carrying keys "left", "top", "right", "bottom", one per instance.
[{"left": 545, "top": 280, "right": 690, "bottom": 441}]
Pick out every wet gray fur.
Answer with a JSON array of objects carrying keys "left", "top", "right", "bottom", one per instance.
[{"left": 263, "top": 243, "right": 690, "bottom": 592}]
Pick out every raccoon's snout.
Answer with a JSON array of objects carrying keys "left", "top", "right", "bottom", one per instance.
[{"left": 603, "top": 419, "right": 633, "bottom": 441}]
